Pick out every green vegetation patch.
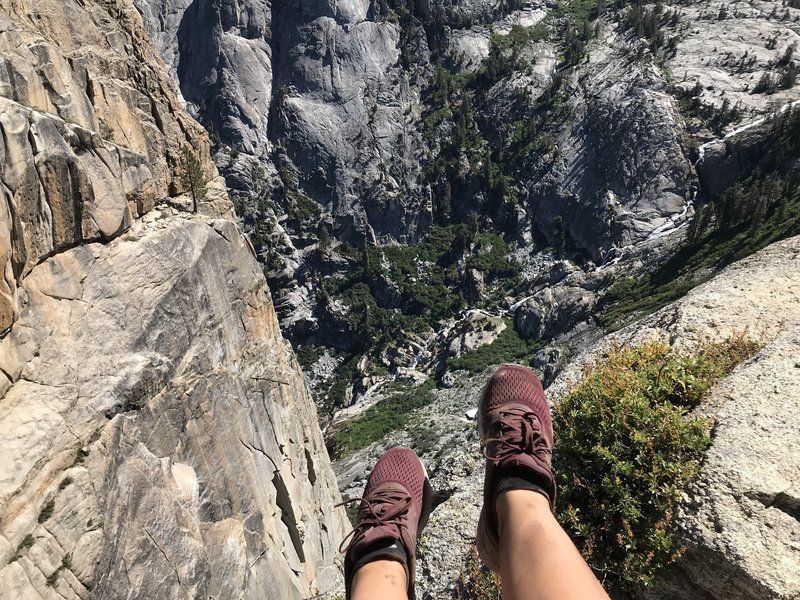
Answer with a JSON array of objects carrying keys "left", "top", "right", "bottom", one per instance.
[
  {"left": 326, "top": 224, "right": 520, "bottom": 351},
  {"left": 12, "top": 534, "right": 35, "bottom": 561},
  {"left": 447, "top": 320, "right": 543, "bottom": 374},
  {"left": 673, "top": 82, "right": 743, "bottom": 136},
  {"left": 554, "top": 336, "right": 760, "bottom": 592},
  {"left": 295, "top": 344, "right": 326, "bottom": 373},
  {"left": 466, "top": 232, "right": 517, "bottom": 277},
  {"left": 456, "top": 543, "right": 502, "bottom": 600},
  {"left": 473, "top": 24, "right": 549, "bottom": 86},
  {"left": 598, "top": 275, "right": 698, "bottom": 331},
  {"left": 327, "top": 381, "right": 437, "bottom": 458},
  {"left": 321, "top": 353, "right": 361, "bottom": 414},
  {"left": 38, "top": 498, "right": 56, "bottom": 524},
  {"left": 180, "top": 146, "right": 207, "bottom": 213},
  {"left": 275, "top": 152, "right": 321, "bottom": 222}
]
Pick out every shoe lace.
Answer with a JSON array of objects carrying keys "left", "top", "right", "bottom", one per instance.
[
  {"left": 481, "top": 406, "right": 552, "bottom": 464},
  {"left": 337, "top": 487, "right": 412, "bottom": 554}
]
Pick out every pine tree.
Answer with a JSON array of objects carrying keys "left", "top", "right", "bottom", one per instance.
[
  {"left": 781, "top": 62, "right": 797, "bottom": 89},
  {"left": 180, "top": 145, "right": 207, "bottom": 213}
]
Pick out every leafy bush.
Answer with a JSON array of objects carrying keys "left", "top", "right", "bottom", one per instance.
[
  {"left": 99, "top": 119, "right": 115, "bottom": 141},
  {"left": 38, "top": 498, "right": 56, "bottom": 523},
  {"left": 599, "top": 277, "right": 697, "bottom": 331},
  {"left": 274, "top": 154, "right": 320, "bottom": 222},
  {"left": 673, "top": 83, "right": 743, "bottom": 136},
  {"left": 13, "top": 534, "right": 35, "bottom": 561},
  {"left": 473, "top": 25, "right": 546, "bottom": 86},
  {"left": 295, "top": 344, "right": 325, "bottom": 372},
  {"left": 753, "top": 71, "right": 777, "bottom": 94},
  {"left": 327, "top": 381, "right": 437, "bottom": 457},
  {"left": 466, "top": 233, "right": 515, "bottom": 277},
  {"left": 407, "top": 420, "right": 442, "bottom": 455},
  {"left": 553, "top": 337, "right": 759, "bottom": 592},
  {"left": 447, "top": 320, "right": 542, "bottom": 374},
  {"left": 46, "top": 554, "right": 71, "bottom": 587},
  {"left": 323, "top": 353, "right": 361, "bottom": 413},
  {"left": 456, "top": 544, "right": 502, "bottom": 600}
]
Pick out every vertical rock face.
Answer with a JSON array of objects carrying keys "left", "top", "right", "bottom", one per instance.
[
  {"left": 0, "top": 217, "right": 348, "bottom": 599},
  {"left": 531, "top": 50, "right": 694, "bottom": 261},
  {"left": 133, "top": 0, "right": 274, "bottom": 155},
  {"left": 0, "top": 0, "right": 348, "bottom": 598},
  {"left": 136, "top": 0, "right": 434, "bottom": 245},
  {"left": 269, "top": 0, "right": 431, "bottom": 243}
]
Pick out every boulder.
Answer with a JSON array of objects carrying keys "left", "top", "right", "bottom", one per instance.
[
  {"left": 446, "top": 312, "right": 506, "bottom": 358},
  {"left": 515, "top": 285, "right": 596, "bottom": 340},
  {"left": 643, "top": 327, "right": 800, "bottom": 600},
  {"left": 0, "top": 0, "right": 223, "bottom": 335}
]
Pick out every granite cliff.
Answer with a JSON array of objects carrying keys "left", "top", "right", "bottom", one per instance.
[{"left": 0, "top": 0, "right": 347, "bottom": 598}]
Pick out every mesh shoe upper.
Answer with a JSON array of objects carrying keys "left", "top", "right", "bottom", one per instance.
[{"left": 476, "top": 364, "right": 556, "bottom": 572}]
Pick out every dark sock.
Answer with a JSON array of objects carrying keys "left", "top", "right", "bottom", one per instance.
[
  {"left": 353, "top": 539, "right": 409, "bottom": 581},
  {"left": 495, "top": 466, "right": 550, "bottom": 503}
]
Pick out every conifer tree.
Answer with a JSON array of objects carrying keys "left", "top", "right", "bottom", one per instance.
[{"left": 180, "top": 145, "right": 207, "bottom": 213}]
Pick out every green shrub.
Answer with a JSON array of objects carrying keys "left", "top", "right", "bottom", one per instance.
[
  {"left": 447, "top": 320, "right": 542, "bottom": 374},
  {"left": 99, "top": 119, "right": 115, "bottom": 141},
  {"left": 328, "top": 381, "right": 436, "bottom": 457},
  {"left": 295, "top": 344, "right": 325, "bottom": 372},
  {"left": 72, "top": 447, "right": 90, "bottom": 467},
  {"left": 553, "top": 336, "right": 759, "bottom": 592},
  {"left": 274, "top": 154, "right": 321, "bottom": 222},
  {"left": 45, "top": 554, "right": 71, "bottom": 587},
  {"left": 38, "top": 498, "right": 56, "bottom": 524},
  {"left": 324, "top": 354, "right": 361, "bottom": 413},
  {"left": 456, "top": 544, "right": 502, "bottom": 600},
  {"left": 466, "top": 233, "right": 515, "bottom": 277},
  {"left": 13, "top": 534, "right": 35, "bottom": 560},
  {"left": 407, "top": 420, "right": 441, "bottom": 455},
  {"left": 599, "top": 278, "right": 698, "bottom": 331}
]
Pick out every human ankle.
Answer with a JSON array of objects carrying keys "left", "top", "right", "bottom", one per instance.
[
  {"left": 351, "top": 559, "right": 408, "bottom": 599},
  {"left": 496, "top": 488, "right": 552, "bottom": 532}
]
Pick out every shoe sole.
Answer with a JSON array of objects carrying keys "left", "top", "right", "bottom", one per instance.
[{"left": 414, "top": 453, "right": 433, "bottom": 534}]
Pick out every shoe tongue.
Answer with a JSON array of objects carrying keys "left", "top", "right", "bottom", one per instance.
[{"left": 365, "top": 480, "right": 413, "bottom": 505}]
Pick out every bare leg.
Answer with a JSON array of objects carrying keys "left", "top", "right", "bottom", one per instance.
[
  {"left": 497, "top": 489, "right": 609, "bottom": 600},
  {"left": 350, "top": 559, "right": 408, "bottom": 600}
]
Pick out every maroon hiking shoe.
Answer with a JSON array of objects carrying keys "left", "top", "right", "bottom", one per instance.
[
  {"left": 341, "top": 447, "right": 432, "bottom": 600},
  {"left": 476, "top": 364, "right": 556, "bottom": 572}
]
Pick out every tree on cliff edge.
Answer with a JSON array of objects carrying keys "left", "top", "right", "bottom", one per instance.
[{"left": 181, "top": 145, "right": 207, "bottom": 213}]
